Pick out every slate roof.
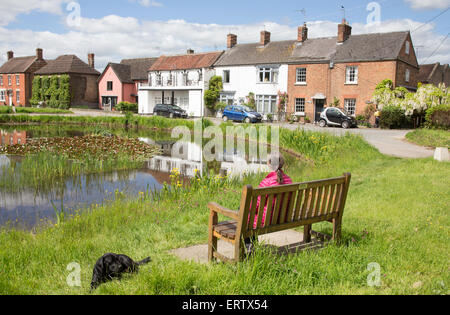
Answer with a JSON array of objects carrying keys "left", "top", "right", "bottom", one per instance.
[
  {"left": 418, "top": 63, "right": 438, "bottom": 82},
  {"left": 0, "top": 56, "right": 38, "bottom": 74},
  {"left": 215, "top": 31, "right": 411, "bottom": 66},
  {"left": 150, "top": 51, "right": 224, "bottom": 71},
  {"left": 105, "top": 63, "right": 134, "bottom": 84},
  {"left": 120, "top": 58, "right": 158, "bottom": 80},
  {"left": 35, "top": 55, "right": 100, "bottom": 75},
  {"left": 215, "top": 41, "right": 297, "bottom": 66}
]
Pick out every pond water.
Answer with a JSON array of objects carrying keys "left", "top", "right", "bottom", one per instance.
[{"left": 0, "top": 125, "right": 282, "bottom": 229}]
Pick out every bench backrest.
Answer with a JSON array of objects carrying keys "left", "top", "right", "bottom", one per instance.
[{"left": 236, "top": 173, "right": 351, "bottom": 238}]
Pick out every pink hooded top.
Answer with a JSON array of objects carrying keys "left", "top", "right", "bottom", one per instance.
[{"left": 251, "top": 171, "right": 293, "bottom": 229}]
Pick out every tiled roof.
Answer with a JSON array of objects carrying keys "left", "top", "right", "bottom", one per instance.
[
  {"left": 150, "top": 51, "right": 224, "bottom": 71},
  {"left": 418, "top": 63, "right": 438, "bottom": 82},
  {"left": 215, "top": 41, "right": 297, "bottom": 66},
  {"left": 120, "top": 58, "right": 158, "bottom": 80},
  {"left": 0, "top": 56, "right": 37, "bottom": 74},
  {"left": 107, "top": 63, "right": 134, "bottom": 84},
  {"left": 35, "top": 55, "right": 100, "bottom": 75},
  {"left": 215, "top": 31, "right": 411, "bottom": 66}
]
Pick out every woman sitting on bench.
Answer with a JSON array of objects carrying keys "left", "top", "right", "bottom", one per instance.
[{"left": 245, "top": 152, "right": 293, "bottom": 246}]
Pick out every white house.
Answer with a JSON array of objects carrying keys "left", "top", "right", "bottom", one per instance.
[
  {"left": 138, "top": 50, "right": 223, "bottom": 117},
  {"left": 213, "top": 31, "right": 294, "bottom": 116}
]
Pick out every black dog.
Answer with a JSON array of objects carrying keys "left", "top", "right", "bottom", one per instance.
[{"left": 90, "top": 253, "right": 151, "bottom": 290}]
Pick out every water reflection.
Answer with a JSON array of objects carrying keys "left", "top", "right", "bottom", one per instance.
[{"left": 0, "top": 127, "right": 285, "bottom": 229}]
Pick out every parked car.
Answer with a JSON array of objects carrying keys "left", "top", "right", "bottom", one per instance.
[
  {"left": 318, "top": 107, "right": 357, "bottom": 129},
  {"left": 154, "top": 104, "right": 188, "bottom": 118},
  {"left": 222, "top": 105, "right": 262, "bottom": 123}
]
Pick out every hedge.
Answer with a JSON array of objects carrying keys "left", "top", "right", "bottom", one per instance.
[{"left": 426, "top": 105, "right": 450, "bottom": 129}]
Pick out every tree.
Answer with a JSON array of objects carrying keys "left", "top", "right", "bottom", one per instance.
[{"left": 204, "top": 76, "right": 223, "bottom": 111}]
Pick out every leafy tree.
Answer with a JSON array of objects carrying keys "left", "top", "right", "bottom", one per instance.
[{"left": 204, "top": 76, "right": 223, "bottom": 110}]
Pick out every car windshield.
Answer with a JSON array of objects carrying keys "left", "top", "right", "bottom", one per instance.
[{"left": 169, "top": 105, "right": 182, "bottom": 111}]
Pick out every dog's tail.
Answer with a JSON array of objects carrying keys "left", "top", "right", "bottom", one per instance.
[{"left": 137, "top": 257, "right": 151, "bottom": 266}]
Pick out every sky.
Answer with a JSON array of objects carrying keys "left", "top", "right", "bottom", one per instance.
[{"left": 0, "top": 0, "right": 449, "bottom": 71}]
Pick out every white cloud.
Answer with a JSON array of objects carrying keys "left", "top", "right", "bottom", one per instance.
[
  {"left": 404, "top": 0, "right": 450, "bottom": 10},
  {"left": 0, "top": 0, "right": 69, "bottom": 26},
  {"left": 1, "top": 16, "right": 449, "bottom": 71}
]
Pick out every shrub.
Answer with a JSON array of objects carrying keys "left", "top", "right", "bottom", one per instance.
[
  {"left": 379, "top": 105, "right": 407, "bottom": 129},
  {"left": 426, "top": 104, "right": 450, "bottom": 129},
  {"left": 214, "top": 102, "right": 227, "bottom": 112},
  {"left": 204, "top": 76, "right": 223, "bottom": 110},
  {"left": 116, "top": 102, "right": 138, "bottom": 113}
]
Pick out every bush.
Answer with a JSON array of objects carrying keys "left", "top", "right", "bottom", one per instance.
[
  {"left": 380, "top": 105, "right": 408, "bottom": 129},
  {"left": 426, "top": 104, "right": 450, "bottom": 129},
  {"left": 116, "top": 102, "right": 138, "bottom": 113}
]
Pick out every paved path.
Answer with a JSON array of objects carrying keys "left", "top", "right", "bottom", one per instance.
[{"left": 209, "top": 118, "right": 434, "bottom": 159}]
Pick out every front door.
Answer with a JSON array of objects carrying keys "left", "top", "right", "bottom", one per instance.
[{"left": 314, "top": 99, "right": 325, "bottom": 122}]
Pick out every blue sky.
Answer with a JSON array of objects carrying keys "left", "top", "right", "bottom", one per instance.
[{"left": 0, "top": 0, "right": 449, "bottom": 69}]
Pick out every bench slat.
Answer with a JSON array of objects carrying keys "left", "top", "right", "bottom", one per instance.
[
  {"left": 256, "top": 194, "right": 268, "bottom": 229},
  {"left": 319, "top": 185, "right": 330, "bottom": 216},
  {"left": 247, "top": 195, "right": 259, "bottom": 231},
  {"left": 332, "top": 184, "right": 344, "bottom": 213},
  {"left": 285, "top": 191, "right": 297, "bottom": 223},
  {"left": 278, "top": 192, "right": 290, "bottom": 224},
  {"left": 264, "top": 194, "right": 275, "bottom": 228},
  {"left": 271, "top": 193, "right": 284, "bottom": 225},
  {"left": 293, "top": 189, "right": 304, "bottom": 222},
  {"left": 326, "top": 184, "right": 336, "bottom": 215},
  {"left": 313, "top": 186, "right": 324, "bottom": 217},
  {"left": 306, "top": 187, "right": 317, "bottom": 219},
  {"left": 299, "top": 188, "right": 310, "bottom": 220}
]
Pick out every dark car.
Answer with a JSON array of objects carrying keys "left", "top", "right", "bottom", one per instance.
[
  {"left": 319, "top": 107, "right": 357, "bottom": 129},
  {"left": 154, "top": 104, "right": 188, "bottom": 118},
  {"left": 222, "top": 105, "right": 262, "bottom": 123}
]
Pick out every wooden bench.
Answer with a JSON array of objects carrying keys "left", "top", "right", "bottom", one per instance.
[{"left": 208, "top": 173, "right": 351, "bottom": 262}]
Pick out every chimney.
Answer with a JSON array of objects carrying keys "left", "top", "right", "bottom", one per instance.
[
  {"left": 227, "top": 34, "right": 237, "bottom": 49},
  {"left": 298, "top": 23, "right": 308, "bottom": 42},
  {"left": 7, "top": 51, "right": 13, "bottom": 60},
  {"left": 36, "top": 48, "right": 43, "bottom": 60},
  {"left": 260, "top": 30, "right": 271, "bottom": 46},
  {"left": 187, "top": 48, "right": 194, "bottom": 54},
  {"left": 338, "top": 19, "right": 352, "bottom": 43},
  {"left": 88, "top": 53, "right": 95, "bottom": 68}
]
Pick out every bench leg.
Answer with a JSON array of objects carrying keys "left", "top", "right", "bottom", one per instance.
[
  {"left": 332, "top": 218, "right": 342, "bottom": 242},
  {"left": 208, "top": 212, "right": 218, "bottom": 262},
  {"left": 234, "top": 239, "right": 245, "bottom": 263},
  {"left": 304, "top": 225, "right": 312, "bottom": 243}
]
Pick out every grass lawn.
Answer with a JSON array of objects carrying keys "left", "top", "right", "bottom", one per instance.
[
  {"left": 0, "top": 106, "right": 73, "bottom": 114},
  {"left": 0, "top": 127, "right": 449, "bottom": 295},
  {"left": 406, "top": 129, "right": 450, "bottom": 148}
]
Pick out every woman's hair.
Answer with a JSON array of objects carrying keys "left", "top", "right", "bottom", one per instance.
[{"left": 268, "top": 153, "right": 285, "bottom": 184}]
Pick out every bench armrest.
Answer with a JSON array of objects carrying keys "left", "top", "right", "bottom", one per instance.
[{"left": 208, "top": 202, "right": 239, "bottom": 220}]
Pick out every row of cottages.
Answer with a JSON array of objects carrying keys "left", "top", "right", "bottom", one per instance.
[
  {"left": 0, "top": 49, "right": 100, "bottom": 107},
  {"left": 137, "top": 19, "right": 419, "bottom": 120},
  {"left": 418, "top": 62, "right": 450, "bottom": 87},
  {"left": 138, "top": 50, "right": 223, "bottom": 117},
  {"left": 98, "top": 58, "right": 157, "bottom": 109}
]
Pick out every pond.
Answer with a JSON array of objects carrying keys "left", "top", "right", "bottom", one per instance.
[{"left": 0, "top": 125, "right": 287, "bottom": 229}]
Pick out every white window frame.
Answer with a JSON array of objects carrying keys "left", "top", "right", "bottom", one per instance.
[
  {"left": 219, "top": 92, "right": 235, "bottom": 105},
  {"left": 344, "top": 99, "right": 356, "bottom": 116},
  {"left": 405, "top": 69, "right": 410, "bottom": 83},
  {"left": 257, "top": 67, "right": 279, "bottom": 84},
  {"left": 0, "top": 90, "right": 5, "bottom": 102},
  {"left": 295, "top": 98, "right": 306, "bottom": 114},
  {"left": 345, "top": 66, "right": 358, "bottom": 84},
  {"left": 154, "top": 97, "right": 162, "bottom": 105},
  {"left": 223, "top": 70, "right": 230, "bottom": 84},
  {"left": 8, "top": 75, "right": 12, "bottom": 86},
  {"left": 16, "top": 75, "right": 20, "bottom": 86},
  {"left": 16, "top": 90, "right": 20, "bottom": 104},
  {"left": 0, "top": 76, "right": 3, "bottom": 86},
  {"left": 405, "top": 41, "right": 410, "bottom": 55},
  {"left": 296, "top": 68, "right": 307, "bottom": 84},
  {"left": 256, "top": 95, "right": 277, "bottom": 114}
]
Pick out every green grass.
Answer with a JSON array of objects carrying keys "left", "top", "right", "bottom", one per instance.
[
  {"left": 0, "top": 127, "right": 449, "bottom": 295},
  {"left": 15, "top": 107, "right": 73, "bottom": 114},
  {"left": 406, "top": 128, "right": 450, "bottom": 148}
]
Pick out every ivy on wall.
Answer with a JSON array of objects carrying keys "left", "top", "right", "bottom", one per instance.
[{"left": 30, "top": 75, "right": 71, "bottom": 109}]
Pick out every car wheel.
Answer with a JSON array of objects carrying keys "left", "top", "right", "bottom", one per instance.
[
  {"left": 319, "top": 119, "right": 327, "bottom": 128},
  {"left": 342, "top": 121, "right": 350, "bottom": 129},
  {"left": 223, "top": 116, "right": 229, "bottom": 122},
  {"left": 244, "top": 117, "right": 251, "bottom": 124}
]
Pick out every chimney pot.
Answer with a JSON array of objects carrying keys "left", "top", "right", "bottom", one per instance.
[
  {"left": 227, "top": 34, "right": 237, "bottom": 49},
  {"left": 88, "top": 53, "right": 95, "bottom": 68},
  {"left": 36, "top": 48, "right": 43, "bottom": 60},
  {"left": 187, "top": 49, "right": 194, "bottom": 54},
  {"left": 7, "top": 51, "right": 13, "bottom": 60},
  {"left": 338, "top": 19, "right": 352, "bottom": 43},
  {"left": 260, "top": 30, "right": 271, "bottom": 46},
  {"left": 298, "top": 23, "right": 308, "bottom": 42}
]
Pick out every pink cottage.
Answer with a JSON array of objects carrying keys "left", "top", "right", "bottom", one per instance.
[{"left": 98, "top": 58, "right": 157, "bottom": 110}]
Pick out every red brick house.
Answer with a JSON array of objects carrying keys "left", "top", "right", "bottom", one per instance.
[
  {"left": 287, "top": 20, "right": 419, "bottom": 122},
  {"left": 418, "top": 62, "right": 450, "bottom": 87},
  {"left": 0, "top": 49, "right": 47, "bottom": 106}
]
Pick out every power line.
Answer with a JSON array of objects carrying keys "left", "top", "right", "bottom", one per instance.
[{"left": 422, "top": 32, "right": 450, "bottom": 64}]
